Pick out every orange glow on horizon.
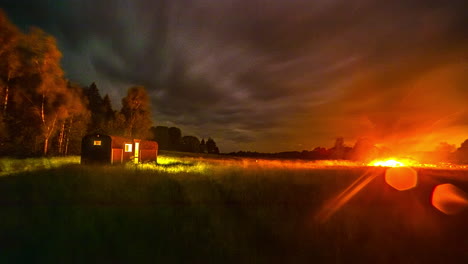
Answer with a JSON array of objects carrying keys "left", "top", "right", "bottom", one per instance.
[
  {"left": 369, "top": 159, "right": 406, "bottom": 167},
  {"left": 367, "top": 157, "right": 467, "bottom": 169},
  {"left": 368, "top": 158, "right": 430, "bottom": 168}
]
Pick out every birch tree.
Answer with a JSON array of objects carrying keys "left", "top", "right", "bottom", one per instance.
[
  {"left": 120, "top": 86, "right": 152, "bottom": 139},
  {"left": 0, "top": 10, "right": 21, "bottom": 115},
  {"left": 16, "top": 28, "right": 75, "bottom": 155}
]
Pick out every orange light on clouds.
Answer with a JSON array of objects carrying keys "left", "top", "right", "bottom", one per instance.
[
  {"left": 384, "top": 167, "right": 418, "bottom": 191},
  {"left": 432, "top": 183, "right": 468, "bottom": 215}
]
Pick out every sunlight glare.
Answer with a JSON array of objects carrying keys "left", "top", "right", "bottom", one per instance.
[{"left": 369, "top": 159, "right": 406, "bottom": 167}]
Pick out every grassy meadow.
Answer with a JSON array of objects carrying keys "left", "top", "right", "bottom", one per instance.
[{"left": 0, "top": 153, "right": 467, "bottom": 263}]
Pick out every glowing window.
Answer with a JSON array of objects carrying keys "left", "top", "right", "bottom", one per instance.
[
  {"left": 93, "top": 140, "right": 102, "bottom": 146},
  {"left": 125, "top": 144, "right": 133, "bottom": 152}
]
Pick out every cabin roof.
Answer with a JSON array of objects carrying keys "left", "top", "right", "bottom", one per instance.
[{"left": 108, "top": 135, "right": 132, "bottom": 148}]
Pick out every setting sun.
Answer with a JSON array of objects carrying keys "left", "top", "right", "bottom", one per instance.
[
  {"left": 367, "top": 158, "right": 420, "bottom": 191},
  {"left": 368, "top": 159, "right": 407, "bottom": 167}
]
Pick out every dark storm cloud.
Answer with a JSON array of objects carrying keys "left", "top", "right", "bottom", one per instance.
[{"left": 1, "top": 0, "right": 467, "bottom": 152}]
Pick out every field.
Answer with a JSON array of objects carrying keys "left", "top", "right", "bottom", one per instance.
[{"left": 1, "top": 152, "right": 467, "bottom": 263}]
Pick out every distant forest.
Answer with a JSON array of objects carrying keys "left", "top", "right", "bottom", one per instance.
[
  {"left": 0, "top": 10, "right": 218, "bottom": 157},
  {"left": 228, "top": 137, "right": 468, "bottom": 164}
]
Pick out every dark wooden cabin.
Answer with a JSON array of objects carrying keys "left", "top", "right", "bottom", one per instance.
[{"left": 81, "top": 134, "right": 158, "bottom": 165}]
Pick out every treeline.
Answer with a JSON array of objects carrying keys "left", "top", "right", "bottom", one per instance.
[
  {"left": 0, "top": 10, "right": 219, "bottom": 157},
  {"left": 229, "top": 137, "right": 468, "bottom": 164},
  {"left": 151, "top": 126, "right": 219, "bottom": 154},
  {"left": 228, "top": 137, "right": 353, "bottom": 160}
]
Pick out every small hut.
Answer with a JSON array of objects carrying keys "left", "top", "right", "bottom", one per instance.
[{"left": 81, "top": 134, "right": 158, "bottom": 165}]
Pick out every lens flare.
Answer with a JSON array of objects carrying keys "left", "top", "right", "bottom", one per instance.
[
  {"left": 385, "top": 167, "right": 418, "bottom": 191},
  {"left": 315, "top": 169, "right": 380, "bottom": 222},
  {"left": 432, "top": 183, "right": 468, "bottom": 215}
]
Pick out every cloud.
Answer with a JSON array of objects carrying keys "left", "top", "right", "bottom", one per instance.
[{"left": 1, "top": 0, "right": 467, "bottom": 152}]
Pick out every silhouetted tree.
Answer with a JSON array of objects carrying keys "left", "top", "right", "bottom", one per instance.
[
  {"left": 151, "top": 126, "right": 170, "bottom": 150},
  {"left": 120, "top": 86, "right": 152, "bottom": 139},
  {"left": 182, "top": 136, "right": 201, "bottom": 153},
  {"left": 108, "top": 112, "right": 126, "bottom": 136},
  {"left": 168, "top": 127, "right": 182, "bottom": 150},
  {"left": 311, "top": 147, "right": 330, "bottom": 160},
  {"left": 84, "top": 82, "right": 101, "bottom": 130},
  {"left": 206, "top": 137, "right": 219, "bottom": 154},
  {"left": 200, "top": 138, "right": 207, "bottom": 153},
  {"left": 83, "top": 82, "right": 117, "bottom": 134},
  {"left": 102, "top": 95, "right": 114, "bottom": 121}
]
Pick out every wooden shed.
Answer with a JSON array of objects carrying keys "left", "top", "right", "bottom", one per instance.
[{"left": 81, "top": 134, "right": 158, "bottom": 165}]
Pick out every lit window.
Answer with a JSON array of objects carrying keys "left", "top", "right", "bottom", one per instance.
[
  {"left": 93, "top": 140, "right": 102, "bottom": 146},
  {"left": 125, "top": 144, "right": 133, "bottom": 152}
]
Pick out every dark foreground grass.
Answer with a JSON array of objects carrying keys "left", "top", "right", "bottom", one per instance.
[{"left": 0, "top": 161, "right": 467, "bottom": 263}]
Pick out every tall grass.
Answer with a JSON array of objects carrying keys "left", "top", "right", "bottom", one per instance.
[
  {"left": 0, "top": 156, "right": 80, "bottom": 176},
  {"left": 0, "top": 154, "right": 467, "bottom": 263}
]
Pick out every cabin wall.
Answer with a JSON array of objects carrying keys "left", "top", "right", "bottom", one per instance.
[
  {"left": 140, "top": 149, "right": 158, "bottom": 163},
  {"left": 81, "top": 135, "right": 112, "bottom": 165},
  {"left": 111, "top": 149, "right": 123, "bottom": 164}
]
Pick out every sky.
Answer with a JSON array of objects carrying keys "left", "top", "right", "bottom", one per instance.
[{"left": 1, "top": 0, "right": 467, "bottom": 153}]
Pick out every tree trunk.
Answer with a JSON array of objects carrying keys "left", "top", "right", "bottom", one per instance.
[
  {"left": 2, "top": 73, "right": 10, "bottom": 114},
  {"left": 58, "top": 122, "right": 65, "bottom": 155},
  {"left": 43, "top": 137, "right": 49, "bottom": 155},
  {"left": 3, "top": 84, "right": 8, "bottom": 114},
  {"left": 43, "top": 114, "right": 58, "bottom": 155},
  {"left": 41, "top": 93, "right": 46, "bottom": 124},
  {"left": 64, "top": 117, "right": 73, "bottom": 155}
]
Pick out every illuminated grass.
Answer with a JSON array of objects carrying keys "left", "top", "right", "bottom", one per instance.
[
  {"left": 2, "top": 154, "right": 464, "bottom": 178},
  {"left": 0, "top": 156, "right": 80, "bottom": 176},
  {"left": 0, "top": 153, "right": 467, "bottom": 263},
  {"left": 124, "top": 155, "right": 211, "bottom": 174}
]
